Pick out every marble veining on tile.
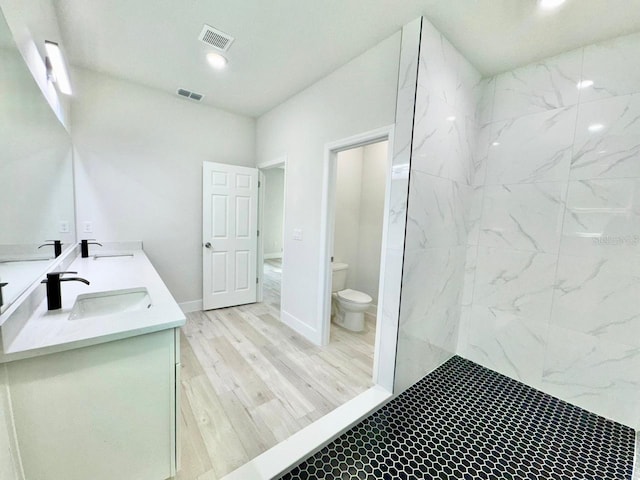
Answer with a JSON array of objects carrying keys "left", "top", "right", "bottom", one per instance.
[
  {"left": 571, "top": 93, "right": 640, "bottom": 180},
  {"left": 581, "top": 31, "right": 640, "bottom": 103},
  {"left": 541, "top": 325, "right": 640, "bottom": 428},
  {"left": 475, "top": 76, "right": 496, "bottom": 127},
  {"left": 485, "top": 106, "right": 576, "bottom": 185},
  {"left": 412, "top": 94, "right": 474, "bottom": 184},
  {"left": 395, "top": 16, "right": 480, "bottom": 391},
  {"left": 492, "top": 49, "right": 582, "bottom": 121},
  {"left": 399, "top": 247, "right": 466, "bottom": 329},
  {"left": 417, "top": 19, "right": 464, "bottom": 108},
  {"left": 479, "top": 182, "right": 567, "bottom": 253},
  {"left": 405, "top": 171, "right": 470, "bottom": 249},
  {"left": 551, "top": 254, "right": 640, "bottom": 349},
  {"left": 560, "top": 178, "right": 640, "bottom": 260},
  {"left": 464, "top": 306, "right": 547, "bottom": 386},
  {"left": 472, "top": 246, "right": 556, "bottom": 323},
  {"left": 461, "top": 246, "right": 477, "bottom": 306}
]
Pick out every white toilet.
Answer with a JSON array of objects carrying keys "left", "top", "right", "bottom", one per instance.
[{"left": 331, "top": 262, "right": 372, "bottom": 332}]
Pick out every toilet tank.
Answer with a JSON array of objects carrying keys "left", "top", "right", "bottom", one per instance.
[{"left": 331, "top": 262, "right": 348, "bottom": 292}]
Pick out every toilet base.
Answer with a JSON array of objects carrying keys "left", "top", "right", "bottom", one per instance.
[{"left": 332, "top": 309, "right": 365, "bottom": 332}]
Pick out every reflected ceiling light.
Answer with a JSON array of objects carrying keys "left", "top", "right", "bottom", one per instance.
[
  {"left": 538, "top": 0, "right": 566, "bottom": 10},
  {"left": 206, "top": 52, "right": 228, "bottom": 69},
  {"left": 588, "top": 123, "right": 605, "bottom": 132},
  {"left": 446, "top": 116, "right": 456, "bottom": 122},
  {"left": 44, "top": 41, "right": 72, "bottom": 95},
  {"left": 577, "top": 80, "right": 594, "bottom": 89}
]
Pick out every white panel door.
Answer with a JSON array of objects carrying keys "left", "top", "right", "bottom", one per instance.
[{"left": 203, "top": 162, "right": 259, "bottom": 310}]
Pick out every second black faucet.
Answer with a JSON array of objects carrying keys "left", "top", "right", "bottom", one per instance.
[{"left": 81, "top": 239, "right": 103, "bottom": 258}]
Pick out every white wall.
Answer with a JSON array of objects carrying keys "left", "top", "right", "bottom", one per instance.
[
  {"left": 256, "top": 32, "right": 401, "bottom": 343},
  {"left": 334, "top": 142, "right": 388, "bottom": 303},
  {"left": 334, "top": 147, "right": 364, "bottom": 286},
  {"left": 262, "top": 168, "right": 284, "bottom": 258},
  {"left": 72, "top": 68, "right": 256, "bottom": 304},
  {"left": 355, "top": 142, "right": 388, "bottom": 303}
]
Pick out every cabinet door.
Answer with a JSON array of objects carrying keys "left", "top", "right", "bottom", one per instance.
[{"left": 7, "top": 329, "right": 176, "bottom": 480}]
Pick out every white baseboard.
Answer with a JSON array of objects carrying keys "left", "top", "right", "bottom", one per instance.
[
  {"left": 263, "top": 253, "right": 283, "bottom": 260},
  {"left": 179, "top": 299, "right": 203, "bottom": 313},
  {"left": 222, "top": 385, "right": 392, "bottom": 480},
  {"left": 281, "top": 310, "right": 322, "bottom": 345}
]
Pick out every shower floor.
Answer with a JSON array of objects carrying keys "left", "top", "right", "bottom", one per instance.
[{"left": 278, "top": 356, "right": 636, "bottom": 480}]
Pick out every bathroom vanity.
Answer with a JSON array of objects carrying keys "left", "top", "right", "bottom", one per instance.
[{"left": 0, "top": 243, "right": 185, "bottom": 480}]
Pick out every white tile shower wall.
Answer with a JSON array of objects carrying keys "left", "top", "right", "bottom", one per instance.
[
  {"left": 460, "top": 30, "right": 640, "bottom": 429},
  {"left": 394, "top": 17, "right": 481, "bottom": 392},
  {"left": 380, "top": 18, "right": 420, "bottom": 392}
]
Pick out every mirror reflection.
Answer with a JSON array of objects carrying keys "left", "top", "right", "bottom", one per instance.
[{"left": 0, "top": 9, "right": 75, "bottom": 313}]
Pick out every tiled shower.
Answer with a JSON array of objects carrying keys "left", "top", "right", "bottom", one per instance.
[{"left": 392, "top": 11, "right": 640, "bottom": 459}]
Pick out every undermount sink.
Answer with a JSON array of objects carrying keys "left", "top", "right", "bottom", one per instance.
[{"left": 69, "top": 288, "right": 151, "bottom": 320}]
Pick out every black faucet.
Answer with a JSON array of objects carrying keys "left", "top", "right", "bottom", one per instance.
[
  {"left": 38, "top": 240, "right": 63, "bottom": 258},
  {"left": 81, "top": 239, "right": 103, "bottom": 258},
  {"left": 0, "top": 282, "right": 7, "bottom": 308},
  {"left": 41, "top": 272, "right": 90, "bottom": 310}
]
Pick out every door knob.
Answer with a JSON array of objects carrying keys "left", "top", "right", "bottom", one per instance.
[{"left": 204, "top": 242, "right": 212, "bottom": 249}]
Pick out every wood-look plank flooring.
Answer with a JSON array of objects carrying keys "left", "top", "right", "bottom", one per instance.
[
  {"left": 176, "top": 261, "right": 375, "bottom": 480},
  {"left": 262, "top": 258, "right": 282, "bottom": 311}
]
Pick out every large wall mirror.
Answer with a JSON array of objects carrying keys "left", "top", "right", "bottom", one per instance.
[{"left": 0, "top": 8, "right": 75, "bottom": 314}]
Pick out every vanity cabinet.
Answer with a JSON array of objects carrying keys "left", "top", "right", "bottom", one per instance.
[{"left": 5, "top": 328, "right": 180, "bottom": 480}]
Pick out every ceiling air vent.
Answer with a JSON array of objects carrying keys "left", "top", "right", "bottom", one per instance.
[
  {"left": 198, "top": 24, "right": 234, "bottom": 52},
  {"left": 177, "top": 88, "right": 204, "bottom": 102}
]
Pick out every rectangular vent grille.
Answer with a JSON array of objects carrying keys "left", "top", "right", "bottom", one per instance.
[
  {"left": 198, "top": 24, "right": 234, "bottom": 52},
  {"left": 177, "top": 88, "right": 204, "bottom": 102}
]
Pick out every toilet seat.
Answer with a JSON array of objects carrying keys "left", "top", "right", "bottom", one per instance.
[{"left": 336, "top": 289, "right": 372, "bottom": 304}]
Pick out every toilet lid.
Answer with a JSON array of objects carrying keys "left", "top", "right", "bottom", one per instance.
[{"left": 337, "top": 289, "right": 372, "bottom": 304}]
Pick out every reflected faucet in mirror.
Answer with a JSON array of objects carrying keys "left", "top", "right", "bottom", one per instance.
[
  {"left": 41, "top": 271, "right": 90, "bottom": 310},
  {"left": 38, "top": 240, "right": 63, "bottom": 258},
  {"left": 81, "top": 239, "right": 103, "bottom": 258}
]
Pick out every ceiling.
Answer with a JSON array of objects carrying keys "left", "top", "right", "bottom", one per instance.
[{"left": 53, "top": 0, "right": 640, "bottom": 118}]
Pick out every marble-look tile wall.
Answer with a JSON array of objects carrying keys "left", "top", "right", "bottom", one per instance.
[
  {"left": 379, "top": 17, "right": 420, "bottom": 392},
  {"left": 394, "top": 18, "right": 481, "bottom": 392},
  {"left": 459, "top": 31, "right": 640, "bottom": 429}
]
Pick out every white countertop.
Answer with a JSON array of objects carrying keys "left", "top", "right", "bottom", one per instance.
[{"left": 0, "top": 248, "right": 185, "bottom": 363}]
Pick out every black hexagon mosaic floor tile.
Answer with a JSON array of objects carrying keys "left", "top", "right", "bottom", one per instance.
[{"left": 278, "top": 356, "right": 636, "bottom": 480}]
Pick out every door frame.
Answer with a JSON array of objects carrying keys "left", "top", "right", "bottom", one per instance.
[
  {"left": 256, "top": 155, "right": 287, "bottom": 307},
  {"left": 318, "top": 125, "right": 395, "bottom": 387}
]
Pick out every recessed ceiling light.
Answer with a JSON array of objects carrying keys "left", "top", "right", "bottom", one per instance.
[
  {"left": 446, "top": 116, "right": 456, "bottom": 122},
  {"left": 577, "top": 80, "right": 594, "bottom": 89},
  {"left": 588, "top": 123, "right": 605, "bottom": 132},
  {"left": 206, "top": 52, "right": 227, "bottom": 69},
  {"left": 538, "top": 0, "right": 566, "bottom": 10},
  {"left": 492, "top": 142, "right": 501, "bottom": 146}
]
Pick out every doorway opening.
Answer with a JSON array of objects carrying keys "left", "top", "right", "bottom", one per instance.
[
  {"left": 318, "top": 125, "right": 395, "bottom": 390},
  {"left": 257, "top": 159, "right": 286, "bottom": 318}
]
